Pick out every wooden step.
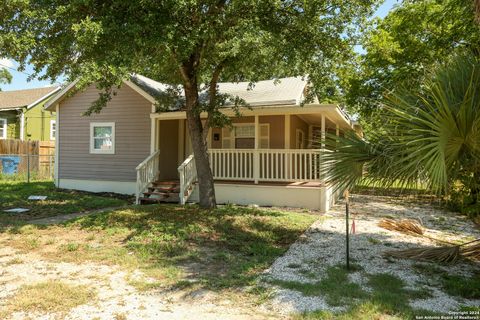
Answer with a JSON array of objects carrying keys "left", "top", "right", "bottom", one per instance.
[
  {"left": 152, "top": 181, "right": 180, "bottom": 187},
  {"left": 148, "top": 186, "right": 180, "bottom": 193},
  {"left": 143, "top": 191, "right": 179, "bottom": 198},
  {"left": 139, "top": 180, "right": 183, "bottom": 205},
  {"left": 139, "top": 194, "right": 179, "bottom": 204}
]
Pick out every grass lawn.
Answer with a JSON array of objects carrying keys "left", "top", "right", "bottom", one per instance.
[
  {"left": 0, "top": 204, "right": 316, "bottom": 293},
  {"left": 0, "top": 181, "right": 130, "bottom": 223}
]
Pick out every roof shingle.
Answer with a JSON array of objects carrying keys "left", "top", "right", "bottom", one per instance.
[
  {"left": 131, "top": 75, "right": 308, "bottom": 109},
  {"left": 0, "top": 87, "right": 59, "bottom": 110}
]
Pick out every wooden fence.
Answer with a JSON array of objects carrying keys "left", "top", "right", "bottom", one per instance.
[{"left": 0, "top": 139, "right": 55, "bottom": 180}]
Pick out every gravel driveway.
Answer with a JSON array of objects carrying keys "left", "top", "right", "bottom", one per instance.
[{"left": 262, "top": 194, "right": 480, "bottom": 316}]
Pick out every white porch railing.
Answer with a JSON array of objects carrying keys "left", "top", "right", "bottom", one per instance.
[
  {"left": 178, "top": 154, "right": 197, "bottom": 205},
  {"left": 208, "top": 149, "right": 322, "bottom": 182},
  {"left": 135, "top": 150, "right": 160, "bottom": 204}
]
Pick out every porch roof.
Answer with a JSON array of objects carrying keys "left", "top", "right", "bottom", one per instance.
[{"left": 151, "top": 103, "right": 354, "bottom": 130}]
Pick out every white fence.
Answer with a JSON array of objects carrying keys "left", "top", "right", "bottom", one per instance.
[
  {"left": 135, "top": 150, "right": 160, "bottom": 204},
  {"left": 208, "top": 149, "right": 322, "bottom": 183},
  {"left": 178, "top": 154, "right": 196, "bottom": 204}
]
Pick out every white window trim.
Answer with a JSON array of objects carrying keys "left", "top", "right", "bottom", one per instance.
[
  {"left": 50, "top": 120, "right": 56, "bottom": 140},
  {"left": 90, "top": 122, "right": 115, "bottom": 154},
  {"left": 0, "top": 118, "right": 6, "bottom": 140},
  {"left": 221, "top": 123, "right": 270, "bottom": 149}
]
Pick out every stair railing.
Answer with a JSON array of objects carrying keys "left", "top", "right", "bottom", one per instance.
[
  {"left": 178, "top": 154, "right": 196, "bottom": 205},
  {"left": 135, "top": 150, "right": 160, "bottom": 204}
]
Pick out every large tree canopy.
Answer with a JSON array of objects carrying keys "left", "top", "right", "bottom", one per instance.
[
  {"left": 345, "top": 0, "right": 480, "bottom": 132},
  {"left": 0, "top": 0, "right": 378, "bottom": 207},
  {"left": 0, "top": 68, "right": 12, "bottom": 88}
]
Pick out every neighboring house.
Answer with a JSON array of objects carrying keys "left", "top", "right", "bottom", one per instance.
[
  {"left": 45, "top": 76, "right": 357, "bottom": 212},
  {"left": 0, "top": 87, "right": 60, "bottom": 141}
]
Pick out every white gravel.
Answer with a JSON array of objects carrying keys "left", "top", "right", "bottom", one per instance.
[{"left": 262, "top": 194, "right": 480, "bottom": 315}]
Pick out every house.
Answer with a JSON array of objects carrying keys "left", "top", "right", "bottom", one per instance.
[
  {"left": 0, "top": 86, "right": 60, "bottom": 141},
  {"left": 44, "top": 76, "right": 356, "bottom": 212}
]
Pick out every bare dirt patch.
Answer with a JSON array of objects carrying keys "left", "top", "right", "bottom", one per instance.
[{"left": 0, "top": 248, "right": 275, "bottom": 319}]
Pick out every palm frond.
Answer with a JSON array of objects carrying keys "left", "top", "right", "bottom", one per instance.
[{"left": 322, "top": 51, "right": 480, "bottom": 196}]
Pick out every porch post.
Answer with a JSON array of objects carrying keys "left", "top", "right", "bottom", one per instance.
[
  {"left": 178, "top": 119, "right": 185, "bottom": 164},
  {"left": 20, "top": 112, "right": 25, "bottom": 141},
  {"left": 284, "top": 114, "right": 291, "bottom": 149},
  {"left": 321, "top": 114, "right": 326, "bottom": 150},
  {"left": 150, "top": 118, "right": 156, "bottom": 153},
  {"left": 336, "top": 124, "right": 340, "bottom": 137},
  {"left": 308, "top": 125, "right": 313, "bottom": 148},
  {"left": 156, "top": 120, "right": 160, "bottom": 151},
  {"left": 254, "top": 115, "right": 260, "bottom": 184}
]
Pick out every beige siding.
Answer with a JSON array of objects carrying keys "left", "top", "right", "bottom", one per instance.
[
  {"left": 260, "top": 115, "right": 284, "bottom": 149},
  {"left": 290, "top": 115, "right": 308, "bottom": 149},
  {"left": 58, "top": 84, "right": 151, "bottom": 182}
]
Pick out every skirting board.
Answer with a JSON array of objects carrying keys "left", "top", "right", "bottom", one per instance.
[
  {"left": 190, "top": 183, "right": 335, "bottom": 213},
  {"left": 57, "top": 179, "right": 136, "bottom": 195}
]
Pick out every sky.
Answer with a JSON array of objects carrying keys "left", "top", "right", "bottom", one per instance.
[{"left": 0, "top": 0, "right": 400, "bottom": 92}]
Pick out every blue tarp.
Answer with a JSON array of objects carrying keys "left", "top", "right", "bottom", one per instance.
[{"left": 0, "top": 156, "right": 20, "bottom": 174}]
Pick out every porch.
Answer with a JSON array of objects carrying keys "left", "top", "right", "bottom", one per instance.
[{"left": 136, "top": 104, "right": 353, "bottom": 211}]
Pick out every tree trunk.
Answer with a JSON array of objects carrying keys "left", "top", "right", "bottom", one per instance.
[
  {"left": 184, "top": 82, "right": 217, "bottom": 209},
  {"left": 471, "top": 170, "right": 480, "bottom": 205}
]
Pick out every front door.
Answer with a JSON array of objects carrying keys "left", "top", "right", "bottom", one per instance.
[{"left": 158, "top": 119, "right": 179, "bottom": 180}]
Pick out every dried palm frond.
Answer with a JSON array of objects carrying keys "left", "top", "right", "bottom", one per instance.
[
  {"left": 384, "top": 238, "right": 480, "bottom": 264},
  {"left": 378, "top": 218, "right": 424, "bottom": 236},
  {"left": 459, "top": 240, "right": 480, "bottom": 262},
  {"left": 384, "top": 246, "right": 461, "bottom": 263}
]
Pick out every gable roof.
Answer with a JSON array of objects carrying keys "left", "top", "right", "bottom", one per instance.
[
  {"left": 131, "top": 74, "right": 309, "bottom": 108},
  {"left": 45, "top": 75, "right": 309, "bottom": 111},
  {"left": 0, "top": 86, "right": 60, "bottom": 111}
]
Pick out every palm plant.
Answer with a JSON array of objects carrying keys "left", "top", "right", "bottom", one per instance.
[{"left": 321, "top": 52, "right": 480, "bottom": 205}]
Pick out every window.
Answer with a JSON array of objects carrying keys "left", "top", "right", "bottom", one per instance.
[
  {"left": 50, "top": 120, "right": 56, "bottom": 140},
  {"left": 90, "top": 122, "right": 115, "bottom": 154},
  {"left": 0, "top": 119, "right": 6, "bottom": 140},
  {"left": 221, "top": 123, "right": 270, "bottom": 149},
  {"left": 259, "top": 124, "right": 269, "bottom": 148}
]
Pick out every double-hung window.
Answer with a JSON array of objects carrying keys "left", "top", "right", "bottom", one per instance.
[
  {"left": 90, "top": 122, "right": 115, "bottom": 154},
  {"left": 0, "top": 119, "right": 6, "bottom": 140},
  {"left": 221, "top": 123, "right": 269, "bottom": 149}
]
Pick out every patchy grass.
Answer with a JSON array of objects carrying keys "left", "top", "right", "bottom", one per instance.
[
  {"left": 0, "top": 204, "right": 316, "bottom": 291},
  {"left": 270, "top": 266, "right": 368, "bottom": 306},
  {"left": 367, "top": 273, "right": 432, "bottom": 314},
  {"left": 353, "top": 180, "right": 428, "bottom": 196},
  {"left": 367, "top": 237, "right": 381, "bottom": 245},
  {"left": 442, "top": 273, "right": 480, "bottom": 299},
  {"left": 413, "top": 263, "right": 480, "bottom": 299},
  {"left": 275, "top": 268, "right": 435, "bottom": 319},
  {"left": 2, "top": 280, "right": 95, "bottom": 316},
  {"left": 5, "top": 257, "right": 24, "bottom": 266},
  {"left": 0, "top": 181, "right": 129, "bottom": 223}
]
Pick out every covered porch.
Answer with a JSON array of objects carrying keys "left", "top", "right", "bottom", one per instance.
[
  {"left": 135, "top": 104, "right": 353, "bottom": 211},
  {"left": 152, "top": 104, "right": 352, "bottom": 181}
]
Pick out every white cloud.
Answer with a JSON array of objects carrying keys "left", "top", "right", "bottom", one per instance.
[{"left": 0, "top": 58, "right": 15, "bottom": 69}]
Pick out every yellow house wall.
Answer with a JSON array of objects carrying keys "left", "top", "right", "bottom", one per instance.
[{"left": 24, "top": 99, "right": 55, "bottom": 141}]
